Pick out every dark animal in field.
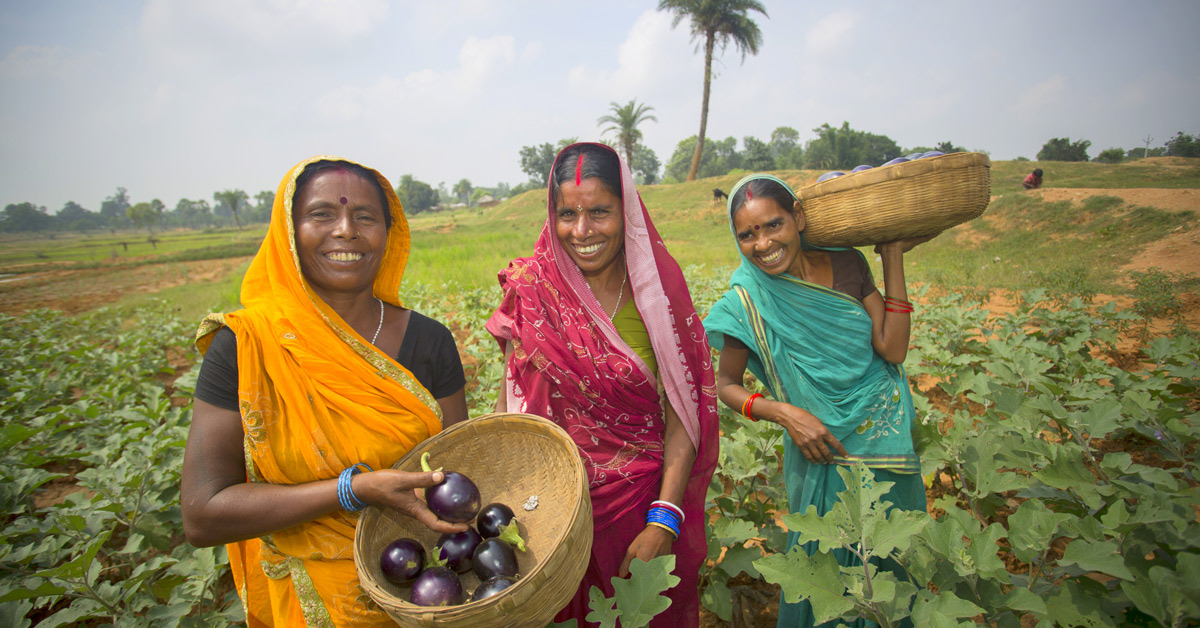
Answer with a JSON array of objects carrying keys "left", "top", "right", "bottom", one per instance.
[{"left": 713, "top": 188, "right": 728, "bottom": 201}]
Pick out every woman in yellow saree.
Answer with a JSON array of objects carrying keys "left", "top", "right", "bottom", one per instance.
[{"left": 182, "top": 156, "right": 469, "bottom": 626}]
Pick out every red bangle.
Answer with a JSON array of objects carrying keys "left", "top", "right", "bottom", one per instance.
[
  {"left": 884, "top": 296, "right": 913, "bottom": 310},
  {"left": 741, "top": 393, "right": 763, "bottom": 421},
  {"left": 885, "top": 306, "right": 913, "bottom": 313}
]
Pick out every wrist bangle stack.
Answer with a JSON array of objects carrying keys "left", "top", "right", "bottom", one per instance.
[
  {"left": 338, "top": 462, "right": 373, "bottom": 512},
  {"left": 741, "top": 393, "right": 763, "bottom": 421},
  {"left": 651, "top": 500, "right": 685, "bottom": 524},
  {"left": 884, "top": 296, "right": 913, "bottom": 314},
  {"left": 645, "top": 504, "right": 681, "bottom": 539}
]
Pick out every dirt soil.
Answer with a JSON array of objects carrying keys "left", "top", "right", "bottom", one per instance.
[
  {"left": 1029, "top": 187, "right": 1200, "bottom": 278},
  {"left": 0, "top": 256, "right": 252, "bottom": 314}
]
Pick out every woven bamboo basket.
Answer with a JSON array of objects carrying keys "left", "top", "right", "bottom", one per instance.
[
  {"left": 796, "top": 152, "right": 991, "bottom": 247},
  {"left": 354, "top": 413, "right": 592, "bottom": 628}
]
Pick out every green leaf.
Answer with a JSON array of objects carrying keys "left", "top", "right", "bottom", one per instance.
[
  {"left": 1044, "top": 580, "right": 1115, "bottom": 628},
  {"left": 0, "top": 579, "right": 66, "bottom": 602},
  {"left": 1073, "top": 399, "right": 1124, "bottom": 439},
  {"left": 700, "top": 577, "right": 733, "bottom": 622},
  {"left": 718, "top": 544, "right": 762, "bottom": 579},
  {"left": 585, "top": 556, "right": 679, "bottom": 628},
  {"left": 910, "top": 590, "right": 986, "bottom": 628},
  {"left": 36, "top": 529, "right": 112, "bottom": 581},
  {"left": 0, "top": 600, "right": 33, "bottom": 628},
  {"left": 1059, "top": 539, "right": 1134, "bottom": 581},
  {"left": 756, "top": 549, "right": 855, "bottom": 624},
  {"left": 1005, "top": 500, "right": 1071, "bottom": 564},
  {"left": 710, "top": 517, "right": 756, "bottom": 545},
  {"left": 872, "top": 507, "right": 929, "bottom": 557},
  {"left": 998, "top": 587, "right": 1047, "bottom": 615},
  {"left": 36, "top": 599, "right": 107, "bottom": 628},
  {"left": 497, "top": 519, "right": 527, "bottom": 552}
]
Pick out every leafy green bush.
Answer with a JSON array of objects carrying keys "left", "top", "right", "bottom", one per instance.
[
  {"left": 1095, "top": 147, "right": 1125, "bottom": 164},
  {"left": 1165, "top": 131, "right": 1200, "bottom": 158},
  {"left": 1038, "top": 137, "right": 1091, "bottom": 162}
]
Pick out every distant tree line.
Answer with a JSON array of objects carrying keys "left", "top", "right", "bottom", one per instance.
[
  {"left": 1034, "top": 131, "right": 1199, "bottom": 164},
  {"left": 0, "top": 187, "right": 277, "bottom": 235}
]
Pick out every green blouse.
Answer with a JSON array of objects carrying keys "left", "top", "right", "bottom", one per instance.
[{"left": 612, "top": 299, "right": 658, "bottom": 378}]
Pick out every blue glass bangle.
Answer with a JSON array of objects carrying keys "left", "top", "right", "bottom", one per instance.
[
  {"left": 647, "top": 507, "right": 681, "bottom": 526},
  {"left": 338, "top": 463, "right": 373, "bottom": 512}
]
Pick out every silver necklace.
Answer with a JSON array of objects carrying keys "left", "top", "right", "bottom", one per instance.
[
  {"left": 371, "top": 297, "right": 384, "bottom": 344},
  {"left": 609, "top": 273, "right": 627, "bottom": 320}
]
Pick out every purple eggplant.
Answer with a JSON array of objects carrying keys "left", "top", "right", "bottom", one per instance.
[
  {"left": 816, "top": 171, "right": 845, "bottom": 183},
  {"left": 851, "top": 164, "right": 873, "bottom": 173},
  {"left": 410, "top": 566, "right": 465, "bottom": 607},
  {"left": 421, "top": 452, "right": 481, "bottom": 523},
  {"left": 437, "top": 527, "right": 483, "bottom": 573},
  {"left": 471, "top": 575, "right": 519, "bottom": 602},
  {"left": 882, "top": 157, "right": 910, "bottom": 167},
  {"left": 921, "top": 150, "right": 945, "bottom": 158},
  {"left": 476, "top": 503, "right": 516, "bottom": 539},
  {"left": 380, "top": 538, "right": 425, "bottom": 585},
  {"left": 472, "top": 537, "right": 520, "bottom": 581}
]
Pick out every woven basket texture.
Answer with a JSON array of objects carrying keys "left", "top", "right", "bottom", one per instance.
[
  {"left": 354, "top": 412, "right": 592, "bottom": 628},
  {"left": 796, "top": 152, "right": 991, "bottom": 247}
]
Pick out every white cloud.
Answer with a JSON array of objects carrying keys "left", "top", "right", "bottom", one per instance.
[
  {"left": 310, "top": 35, "right": 521, "bottom": 122},
  {"left": 567, "top": 10, "right": 692, "bottom": 100},
  {"left": 805, "top": 11, "right": 857, "bottom": 55},
  {"left": 457, "top": 36, "right": 517, "bottom": 91}
]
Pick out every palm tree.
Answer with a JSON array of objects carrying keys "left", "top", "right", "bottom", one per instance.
[
  {"left": 597, "top": 100, "right": 658, "bottom": 166},
  {"left": 659, "top": 0, "right": 766, "bottom": 181},
  {"left": 213, "top": 189, "right": 249, "bottom": 230}
]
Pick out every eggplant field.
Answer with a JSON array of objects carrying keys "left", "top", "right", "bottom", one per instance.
[{"left": 1, "top": 269, "right": 1197, "bottom": 626}]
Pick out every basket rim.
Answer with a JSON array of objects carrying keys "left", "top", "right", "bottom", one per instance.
[
  {"left": 354, "top": 412, "right": 589, "bottom": 617},
  {"left": 797, "top": 152, "right": 990, "bottom": 201}
]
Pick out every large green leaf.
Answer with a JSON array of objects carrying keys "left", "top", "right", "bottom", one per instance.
[
  {"left": 756, "top": 549, "right": 855, "bottom": 623},
  {"left": 1005, "top": 499, "right": 1071, "bottom": 564},
  {"left": 910, "top": 590, "right": 985, "bottom": 628},
  {"left": 1058, "top": 539, "right": 1134, "bottom": 581},
  {"left": 585, "top": 555, "right": 679, "bottom": 628}
]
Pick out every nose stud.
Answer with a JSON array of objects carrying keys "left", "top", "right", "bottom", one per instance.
[{"left": 576, "top": 204, "right": 583, "bottom": 212}]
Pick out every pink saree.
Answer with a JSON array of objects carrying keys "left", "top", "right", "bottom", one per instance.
[{"left": 486, "top": 143, "right": 718, "bottom": 627}]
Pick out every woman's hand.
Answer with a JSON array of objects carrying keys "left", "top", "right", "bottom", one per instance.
[
  {"left": 873, "top": 233, "right": 937, "bottom": 257},
  {"left": 765, "top": 400, "right": 848, "bottom": 464},
  {"left": 355, "top": 469, "right": 469, "bottom": 535},
  {"left": 619, "top": 525, "right": 675, "bottom": 577}
]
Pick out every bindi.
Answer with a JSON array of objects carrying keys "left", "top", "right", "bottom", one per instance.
[
  {"left": 339, "top": 196, "right": 348, "bottom": 205},
  {"left": 753, "top": 224, "right": 761, "bottom": 230}
]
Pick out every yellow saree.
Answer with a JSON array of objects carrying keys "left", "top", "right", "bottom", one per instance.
[{"left": 196, "top": 156, "right": 442, "bottom": 627}]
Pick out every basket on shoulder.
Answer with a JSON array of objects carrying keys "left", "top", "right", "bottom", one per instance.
[{"left": 796, "top": 151, "right": 992, "bottom": 247}]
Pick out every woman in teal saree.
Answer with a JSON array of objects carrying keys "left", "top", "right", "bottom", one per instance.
[{"left": 704, "top": 174, "right": 931, "bottom": 628}]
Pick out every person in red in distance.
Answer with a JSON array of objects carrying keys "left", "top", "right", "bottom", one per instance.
[{"left": 1023, "top": 168, "right": 1043, "bottom": 190}]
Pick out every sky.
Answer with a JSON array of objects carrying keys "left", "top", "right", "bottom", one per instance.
[{"left": 1, "top": 0, "right": 1198, "bottom": 212}]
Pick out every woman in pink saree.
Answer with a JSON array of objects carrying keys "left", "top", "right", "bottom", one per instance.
[{"left": 486, "top": 142, "right": 718, "bottom": 626}]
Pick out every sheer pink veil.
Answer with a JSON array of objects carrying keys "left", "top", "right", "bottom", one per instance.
[{"left": 486, "top": 142, "right": 718, "bottom": 530}]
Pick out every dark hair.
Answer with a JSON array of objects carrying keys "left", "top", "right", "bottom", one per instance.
[
  {"left": 550, "top": 144, "right": 623, "bottom": 207},
  {"left": 729, "top": 178, "right": 797, "bottom": 219},
  {"left": 292, "top": 159, "right": 392, "bottom": 231},
  {"left": 1033, "top": 168, "right": 1043, "bottom": 177}
]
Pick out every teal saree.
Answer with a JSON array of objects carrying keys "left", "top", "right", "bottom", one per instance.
[{"left": 704, "top": 174, "right": 926, "bottom": 628}]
